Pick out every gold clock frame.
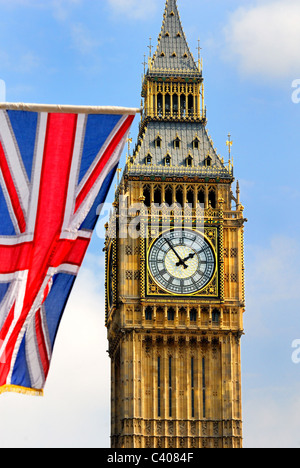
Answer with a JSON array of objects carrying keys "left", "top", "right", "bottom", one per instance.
[{"left": 144, "top": 226, "right": 220, "bottom": 299}]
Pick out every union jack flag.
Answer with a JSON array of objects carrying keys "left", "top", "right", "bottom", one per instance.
[{"left": 0, "top": 105, "right": 136, "bottom": 395}]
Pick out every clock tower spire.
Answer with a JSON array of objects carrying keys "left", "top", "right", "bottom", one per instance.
[{"left": 105, "top": 0, "right": 246, "bottom": 449}]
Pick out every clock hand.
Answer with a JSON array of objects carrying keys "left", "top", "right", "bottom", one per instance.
[
  {"left": 164, "top": 238, "right": 188, "bottom": 269},
  {"left": 176, "top": 252, "right": 196, "bottom": 266}
]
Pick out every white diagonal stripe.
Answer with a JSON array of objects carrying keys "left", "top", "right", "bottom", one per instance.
[
  {"left": 27, "top": 112, "right": 48, "bottom": 234},
  {"left": 0, "top": 233, "right": 34, "bottom": 245},
  {"left": 62, "top": 113, "right": 87, "bottom": 232},
  {"left": 0, "top": 270, "right": 28, "bottom": 367},
  {"left": 0, "top": 110, "right": 30, "bottom": 218},
  {"left": 39, "top": 304, "right": 52, "bottom": 362},
  {"left": 70, "top": 131, "right": 127, "bottom": 232},
  {"left": 75, "top": 114, "right": 128, "bottom": 198},
  {"left": 0, "top": 167, "right": 20, "bottom": 235}
]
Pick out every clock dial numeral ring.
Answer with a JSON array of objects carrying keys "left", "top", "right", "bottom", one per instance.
[{"left": 148, "top": 229, "right": 216, "bottom": 295}]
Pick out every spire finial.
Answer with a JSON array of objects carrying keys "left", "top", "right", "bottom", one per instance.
[
  {"left": 236, "top": 181, "right": 240, "bottom": 208},
  {"left": 226, "top": 133, "right": 233, "bottom": 159},
  {"left": 142, "top": 54, "right": 147, "bottom": 75},
  {"left": 126, "top": 135, "right": 132, "bottom": 164},
  {"left": 117, "top": 168, "right": 122, "bottom": 185},
  {"left": 148, "top": 37, "right": 153, "bottom": 58},
  {"left": 197, "top": 39, "right": 202, "bottom": 62},
  {"left": 226, "top": 133, "right": 233, "bottom": 172}
]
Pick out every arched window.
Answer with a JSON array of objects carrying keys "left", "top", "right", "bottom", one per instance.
[
  {"left": 154, "top": 187, "right": 162, "bottom": 206},
  {"left": 145, "top": 306, "right": 153, "bottom": 321},
  {"left": 155, "top": 134, "right": 162, "bottom": 149},
  {"left": 190, "top": 308, "right": 197, "bottom": 322},
  {"left": 187, "top": 188, "right": 194, "bottom": 208},
  {"left": 173, "top": 94, "right": 178, "bottom": 115},
  {"left": 165, "top": 93, "right": 171, "bottom": 115},
  {"left": 157, "top": 93, "right": 163, "bottom": 116},
  {"left": 186, "top": 155, "right": 193, "bottom": 167},
  {"left": 209, "top": 189, "right": 216, "bottom": 209},
  {"left": 180, "top": 94, "right": 186, "bottom": 116},
  {"left": 205, "top": 155, "right": 212, "bottom": 167},
  {"left": 188, "top": 94, "right": 194, "bottom": 116},
  {"left": 146, "top": 154, "right": 152, "bottom": 166},
  {"left": 174, "top": 136, "right": 181, "bottom": 149},
  {"left": 164, "top": 154, "right": 172, "bottom": 167},
  {"left": 168, "top": 307, "right": 175, "bottom": 321},
  {"left": 198, "top": 188, "right": 205, "bottom": 206},
  {"left": 176, "top": 186, "right": 183, "bottom": 207},
  {"left": 193, "top": 136, "right": 200, "bottom": 150},
  {"left": 212, "top": 309, "right": 220, "bottom": 324},
  {"left": 143, "top": 186, "right": 151, "bottom": 208},
  {"left": 165, "top": 186, "right": 173, "bottom": 207}
]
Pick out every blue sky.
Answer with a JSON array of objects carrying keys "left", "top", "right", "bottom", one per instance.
[{"left": 0, "top": 0, "right": 300, "bottom": 448}]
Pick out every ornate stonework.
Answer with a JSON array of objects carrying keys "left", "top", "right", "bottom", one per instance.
[{"left": 105, "top": 0, "right": 246, "bottom": 449}]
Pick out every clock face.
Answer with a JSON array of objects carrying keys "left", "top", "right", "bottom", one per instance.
[{"left": 148, "top": 229, "right": 216, "bottom": 295}]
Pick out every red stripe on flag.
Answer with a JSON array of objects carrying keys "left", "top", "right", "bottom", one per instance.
[
  {"left": 0, "top": 142, "right": 26, "bottom": 233},
  {"left": 27, "top": 113, "right": 78, "bottom": 295},
  {"left": 75, "top": 115, "right": 134, "bottom": 213},
  {"left": 0, "top": 113, "right": 79, "bottom": 387},
  {"left": 0, "top": 243, "right": 32, "bottom": 274},
  {"left": 50, "top": 237, "right": 90, "bottom": 269}
]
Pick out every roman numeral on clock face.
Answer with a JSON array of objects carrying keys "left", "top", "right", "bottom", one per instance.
[{"left": 148, "top": 229, "right": 216, "bottom": 295}]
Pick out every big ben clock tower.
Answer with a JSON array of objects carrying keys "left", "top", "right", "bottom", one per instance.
[{"left": 105, "top": 0, "right": 246, "bottom": 449}]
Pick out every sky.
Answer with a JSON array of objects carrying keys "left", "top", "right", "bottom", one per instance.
[{"left": 0, "top": 0, "right": 300, "bottom": 448}]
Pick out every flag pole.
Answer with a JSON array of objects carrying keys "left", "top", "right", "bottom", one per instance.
[{"left": 0, "top": 102, "right": 142, "bottom": 115}]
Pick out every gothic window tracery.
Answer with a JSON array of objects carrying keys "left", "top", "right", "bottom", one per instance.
[
  {"left": 165, "top": 186, "right": 173, "bottom": 207},
  {"left": 209, "top": 189, "right": 216, "bottom": 209},
  {"left": 168, "top": 307, "right": 175, "bottom": 321},
  {"left": 198, "top": 188, "right": 205, "bottom": 206},
  {"left": 187, "top": 187, "right": 194, "bottom": 208},
  {"left": 143, "top": 185, "right": 151, "bottom": 208},
  {"left": 190, "top": 308, "right": 197, "bottom": 322},
  {"left": 154, "top": 186, "right": 162, "bottom": 206},
  {"left": 176, "top": 186, "right": 183, "bottom": 207}
]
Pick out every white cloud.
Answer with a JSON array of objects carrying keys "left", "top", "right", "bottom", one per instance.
[
  {"left": 224, "top": 0, "right": 300, "bottom": 80},
  {"left": 0, "top": 0, "right": 81, "bottom": 21},
  {"left": 51, "top": 0, "right": 81, "bottom": 21},
  {"left": 16, "top": 52, "right": 41, "bottom": 74},
  {"left": 243, "top": 234, "right": 300, "bottom": 448},
  {"left": 70, "top": 23, "right": 100, "bottom": 56},
  {"left": 247, "top": 235, "right": 300, "bottom": 303},
  {"left": 245, "top": 235, "right": 300, "bottom": 336},
  {"left": 0, "top": 49, "right": 41, "bottom": 75},
  {"left": 107, "top": 0, "right": 159, "bottom": 20},
  {"left": 244, "top": 385, "right": 300, "bottom": 448}
]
